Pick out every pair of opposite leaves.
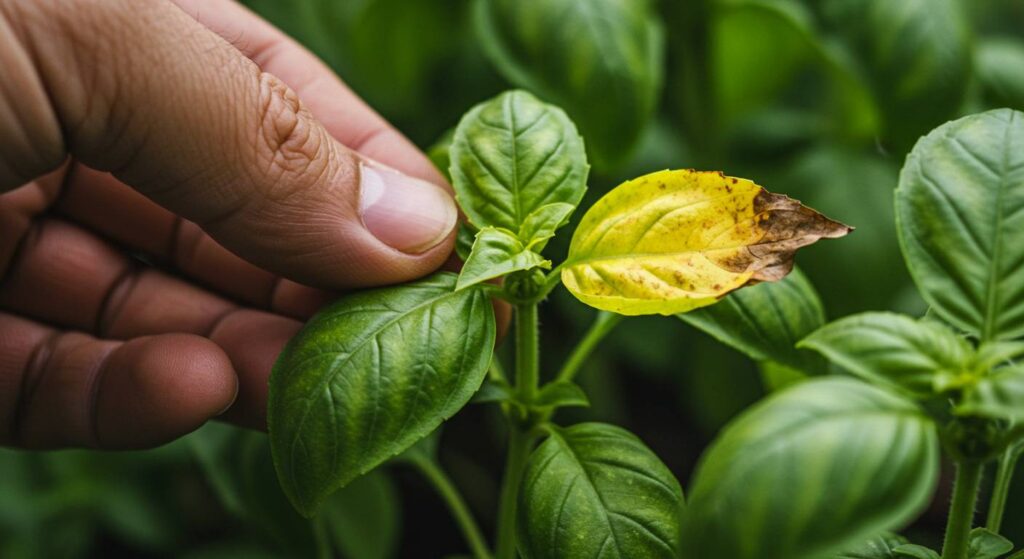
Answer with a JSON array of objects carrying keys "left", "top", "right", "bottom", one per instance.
[
  {"left": 449, "top": 90, "right": 851, "bottom": 314},
  {"left": 268, "top": 90, "right": 850, "bottom": 519}
]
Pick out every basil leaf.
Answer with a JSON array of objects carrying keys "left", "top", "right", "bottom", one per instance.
[
  {"left": 518, "top": 203, "right": 575, "bottom": 252},
  {"left": 683, "top": 378, "right": 939, "bottom": 559},
  {"left": 190, "top": 424, "right": 399, "bottom": 559},
  {"left": 532, "top": 381, "right": 589, "bottom": 409},
  {"left": 799, "top": 312, "right": 972, "bottom": 397},
  {"left": 834, "top": 533, "right": 910, "bottom": 558},
  {"left": 457, "top": 227, "right": 549, "bottom": 290},
  {"left": 681, "top": 268, "right": 827, "bottom": 375},
  {"left": 562, "top": 169, "right": 850, "bottom": 316},
  {"left": 759, "top": 360, "right": 808, "bottom": 393},
  {"left": 449, "top": 90, "right": 588, "bottom": 231},
  {"left": 976, "top": 38, "right": 1024, "bottom": 110},
  {"left": 713, "top": 0, "right": 817, "bottom": 126},
  {"left": 268, "top": 273, "right": 496, "bottom": 516},
  {"left": 968, "top": 528, "right": 1014, "bottom": 559},
  {"left": 817, "top": 0, "right": 971, "bottom": 149},
  {"left": 893, "top": 545, "right": 941, "bottom": 559},
  {"left": 957, "top": 366, "right": 1024, "bottom": 421},
  {"left": 896, "top": 109, "right": 1024, "bottom": 341},
  {"left": 517, "top": 423, "right": 683, "bottom": 559},
  {"left": 474, "top": 0, "right": 662, "bottom": 169},
  {"left": 455, "top": 223, "right": 478, "bottom": 262}
]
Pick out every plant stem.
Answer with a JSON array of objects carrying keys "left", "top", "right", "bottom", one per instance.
[
  {"left": 555, "top": 311, "right": 623, "bottom": 383},
  {"left": 412, "top": 457, "right": 492, "bottom": 559},
  {"left": 494, "top": 302, "right": 541, "bottom": 559},
  {"left": 495, "top": 428, "right": 531, "bottom": 559},
  {"left": 942, "top": 460, "right": 984, "bottom": 559},
  {"left": 514, "top": 303, "right": 540, "bottom": 401},
  {"left": 986, "top": 444, "right": 1023, "bottom": 533},
  {"left": 1007, "top": 551, "right": 1024, "bottom": 559}
]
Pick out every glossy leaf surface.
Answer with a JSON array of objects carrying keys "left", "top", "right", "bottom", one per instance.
[
  {"left": 897, "top": 109, "right": 1024, "bottom": 341},
  {"left": 967, "top": 528, "right": 1014, "bottom": 559},
  {"left": 449, "top": 90, "right": 588, "bottom": 231},
  {"left": 562, "top": 169, "right": 850, "bottom": 316},
  {"left": 456, "top": 227, "right": 549, "bottom": 290},
  {"left": 834, "top": 533, "right": 909, "bottom": 558},
  {"left": 817, "top": 0, "right": 971, "bottom": 149},
  {"left": 269, "top": 273, "right": 496, "bottom": 516},
  {"left": 800, "top": 312, "right": 973, "bottom": 397},
  {"left": 518, "top": 203, "right": 575, "bottom": 252},
  {"left": 475, "top": 0, "right": 662, "bottom": 168},
  {"left": 976, "top": 38, "right": 1024, "bottom": 110},
  {"left": 682, "top": 268, "right": 827, "bottom": 374},
  {"left": 517, "top": 423, "right": 683, "bottom": 559},
  {"left": 958, "top": 366, "right": 1024, "bottom": 421},
  {"left": 684, "top": 378, "right": 939, "bottom": 559}
]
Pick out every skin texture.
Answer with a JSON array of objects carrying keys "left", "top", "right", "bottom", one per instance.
[{"left": 0, "top": 0, "right": 466, "bottom": 449}]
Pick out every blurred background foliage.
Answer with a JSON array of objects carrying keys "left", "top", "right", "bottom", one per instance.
[{"left": 3, "top": 0, "right": 1024, "bottom": 556}]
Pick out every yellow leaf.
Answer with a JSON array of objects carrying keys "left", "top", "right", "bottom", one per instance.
[{"left": 561, "top": 169, "right": 851, "bottom": 316}]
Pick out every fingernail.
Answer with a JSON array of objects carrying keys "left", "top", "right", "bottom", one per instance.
[{"left": 358, "top": 162, "right": 458, "bottom": 253}]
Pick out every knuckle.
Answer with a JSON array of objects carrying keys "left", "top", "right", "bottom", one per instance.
[{"left": 251, "top": 72, "right": 332, "bottom": 202}]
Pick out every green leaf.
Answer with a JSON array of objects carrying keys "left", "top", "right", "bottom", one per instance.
[
  {"left": 268, "top": 273, "right": 496, "bottom": 516},
  {"left": 474, "top": 0, "right": 663, "bottom": 169},
  {"left": 456, "top": 227, "right": 549, "bottom": 290},
  {"left": 471, "top": 379, "right": 515, "bottom": 405},
  {"left": 455, "top": 223, "right": 478, "bottom": 262},
  {"left": 834, "top": 533, "right": 910, "bottom": 558},
  {"left": 759, "top": 360, "right": 808, "bottom": 392},
  {"left": 713, "top": 0, "right": 817, "bottom": 126},
  {"left": 428, "top": 129, "right": 454, "bottom": 181},
  {"left": 893, "top": 545, "right": 941, "bottom": 559},
  {"left": 562, "top": 169, "right": 850, "bottom": 316},
  {"left": 681, "top": 268, "right": 827, "bottom": 375},
  {"left": 958, "top": 366, "right": 1024, "bottom": 421},
  {"left": 976, "top": 38, "right": 1024, "bottom": 110},
  {"left": 449, "top": 90, "right": 588, "bottom": 231},
  {"left": 896, "top": 109, "right": 1024, "bottom": 341},
  {"left": 817, "top": 0, "right": 971, "bottom": 149},
  {"left": 683, "top": 378, "right": 939, "bottom": 559},
  {"left": 518, "top": 203, "right": 575, "bottom": 252},
  {"left": 799, "top": 312, "right": 973, "bottom": 397},
  {"left": 968, "top": 527, "right": 1014, "bottom": 559},
  {"left": 517, "top": 423, "right": 683, "bottom": 559},
  {"left": 533, "top": 381, "right": 589, "bottom": 409},
  {"left": 190, "top": 423, "right": 400, "bottom": 559}
]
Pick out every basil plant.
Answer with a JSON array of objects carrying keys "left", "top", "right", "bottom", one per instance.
[{"left": 263, "top": 88, "right": 860, "bottom": 559}]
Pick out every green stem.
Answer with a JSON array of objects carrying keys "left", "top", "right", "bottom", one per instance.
[
  {"left": 494, "top": 303, "right": 541, "bottom": 559},
  {"left": 1007, "top": 551, "right": 1024, "bottom": 559},
  {"left": 495, "top": 428, "right": 531, "bottom": 559},
  {"left": 987, "top": 444, "right": 1023, "bottom": 533},
  {"left": 555, "top": 311, "right": 623, "bottom": 383},
  {"left": 942, "top": 461, "right": 984, "bottom": 559},
  {"left": 412, "top": 457, "right": 492, "bottom": 559}
]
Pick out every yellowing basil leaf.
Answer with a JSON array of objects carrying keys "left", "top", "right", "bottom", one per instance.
[
  {"left": 456, "top": 227, "right": 549, "bottom": 291},
  {"left": 518, "top": 203, "right": 575, "bottom": 252},
  {"left": 562, "top": 169, "right": 851, "bottom": 316}
]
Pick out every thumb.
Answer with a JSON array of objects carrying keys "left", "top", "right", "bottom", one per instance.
[{"left": 1, "top": 0, "right": 457, "bottom": 289}]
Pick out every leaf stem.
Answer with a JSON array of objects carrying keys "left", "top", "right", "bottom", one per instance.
[
  {"left": 411, "top": 456, "right": 493, "bottom": 559},
  {"left": 986, "top": 444, "right": 1023, "bottom": 533},
  {"left": 555, "top": 311, "right": 623, "bottom": 384},
  {"left": 495, "top": 302, "right": 541, "bottom": 559},
  {"left": 942, "top": 460, "right": 984, "bottom": 559}
]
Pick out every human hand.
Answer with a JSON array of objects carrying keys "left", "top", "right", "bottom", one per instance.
[{"left": 0, "top": 0, "right": 459, "bottom": 448}]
